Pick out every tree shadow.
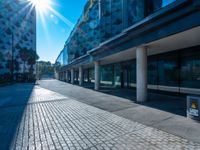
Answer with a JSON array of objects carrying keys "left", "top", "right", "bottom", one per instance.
[{"left": 0, "top": 83, "right": 35, "bottom": 149}]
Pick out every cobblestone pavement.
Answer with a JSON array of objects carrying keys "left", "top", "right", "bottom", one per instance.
[{"left": 1, "top": 86, "right": 200, "bottom": 150}]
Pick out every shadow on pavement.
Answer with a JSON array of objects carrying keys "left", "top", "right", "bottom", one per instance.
[
  {"left": 80, "top": 82, "right": 187, "bottom": 117},
  {"left": 0, "top": 83, "right": 35, "bottom": 150}
]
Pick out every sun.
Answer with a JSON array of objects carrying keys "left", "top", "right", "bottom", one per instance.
[{"left": 29, "top": 0, "right": 52, "bottom": 13}]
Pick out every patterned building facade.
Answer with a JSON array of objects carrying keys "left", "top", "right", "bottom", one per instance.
[
  {"left": 56, "top": 0, "right": 177, "bottom": 65},
  {"left": 0, "top": 0, "right": 36, "bottom": 83},
  {"left": 55, "top": 0, "right": 200, "bottom": 99}
]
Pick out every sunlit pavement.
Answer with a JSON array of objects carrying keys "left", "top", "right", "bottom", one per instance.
[{"left": 0, "top": 83, "right": 200, "bottom": 149}]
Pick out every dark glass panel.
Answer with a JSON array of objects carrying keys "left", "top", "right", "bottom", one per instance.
[
  {"left": 101, "top": 65, "right": 114, "bottom": 85},
  {"left": 158, "top": 53, "right": 179, "bottom": 86},
  {"left": 127, "top": 0, "right": 145, "bottom": 26},
  {"left": 147, "top": 0, "right": 176, "bottom": 14},
  {"left": 89, "top": 68, "right": 94, "bottom": 81},
  {"left": 114, "top": 63, "right": 121, "bottom": 87},
  {"left": 181, "top": 48, "right": 200, "bottom": 88},
  {"left": 148, "top": 57, "right": 158, "bottom": 85},
  {"left": 130, "top": 60, "right": 136, "bottom": 84}
]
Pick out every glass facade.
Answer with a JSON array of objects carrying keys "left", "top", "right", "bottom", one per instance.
[
  {"left": 89, "top": 68, "right": 95, "bottom": 82},
  {"left": 148, "top": 57, "right": 158, "bottom": 85},
  {"left": 114, "top": 64, "right": 121, "bottom": 87},
  {"left": 147, "top": 0, "right": 176, "bottom": 14},
  {"left": 55, "top": 0, "right": 200, "bottom": 96},
  {"left": 158, "top": 52, "right": 179, "bottom": 87},
  {"left": 56, "top": 0, "right": 178, "bottom": 64},
  {"left": 127, "top": 0, "right": 145, "bottom": 27},
  {"left": 55, "top": 47, "right": 68, "bottom": 67},
  {"left": 98, "top": 46, "right": 200, "bottom": 92},
  {"left": 101, "top": 65, "right": 114, "bottom": 85},
  {"left": 181, "top": 48, "right": 200, "bottom": 88},
  {"left": 147, "top": 46, "right": 200, "bottom": 89}
]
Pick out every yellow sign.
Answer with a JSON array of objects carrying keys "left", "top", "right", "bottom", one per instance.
[{"left": 191, "top": 103, "right": 197, "bottom": 109}]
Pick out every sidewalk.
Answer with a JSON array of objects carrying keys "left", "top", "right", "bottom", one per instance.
[
  {"left": 38, "top": 79, "right": 200, "bottom": 143},
  {"left": 0, "top": 83, "right": 200, "bottom": 149}
]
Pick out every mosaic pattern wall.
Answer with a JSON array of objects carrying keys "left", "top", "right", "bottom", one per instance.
[
  {"left": 0, "top": 0, "right": 36, "bottom": 82},
  {"left": 56, "top": 0, "right": 177, "bottom": 65}
]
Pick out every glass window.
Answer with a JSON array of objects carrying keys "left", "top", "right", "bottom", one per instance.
[
  {"left": 114, "top": 63, "right": 121, "bottom": 87},
  {"left": 89, "top": 68, "right": 94, "bottom": 82},
  {"left": 148, "top": 57, "right": 158, "bottom": 85},
  {"left": 147, "top": 0, "right": 176, "bottom": 14},
  {"left": 130, "top": 60, "right": 136, "bottom": 84},
  {"left": 63, "top": 47, "right": 68, "bottom": 65},
  {"left": 101, "top": 65, "right": 114, "bottom": 85},
  {"left": 181, "top": 48, "right": 200, "bottom": 88},
  {"left": 158, "top": 53, "right": 179, "bottom": 86},
  {"left": 162, "top": 0, "right": 176, "bottom": 7},
  {"left": 127, "top": 0, "right": 145, "bottom": 27}
]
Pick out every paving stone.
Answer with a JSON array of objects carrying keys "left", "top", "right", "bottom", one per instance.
[{"left": 0, "top": 85, "right": 200, "bottom": 150}]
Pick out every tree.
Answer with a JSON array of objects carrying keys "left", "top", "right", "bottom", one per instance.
[
  {"left": 19, "top": 47, "right": 39, "bottom": 81},
  {"left": 27, "top": 49, "right": 39, "bottom": 73},
  {"left": 36, "top": 61, "right": 54, "bottom": 79},
  {"left": 19, "top": 47, "right": 29, "bottom": 74}
]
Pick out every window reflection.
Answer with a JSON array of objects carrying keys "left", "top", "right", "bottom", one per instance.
[
  {"left": 147, "top": 0, "right": 176, "bottom": 14},
  {"left": 130, "top": 61, "right": 136, "bottom": 85},
  {"left": 158, "top": 53, "right": 179, "bottom": 86},
  {"left": 101, "top": 65, "right": 114, "bottom": 85},
  {"left": 127, "top": 0, "right": 145, "bottom": 27},
  {"left": 114, "top": 64, "right": 121, "bottom": 87},
  {"left": 162, "top": 0, "right": 176, "bottom": 7},
  {"left": 181, "top": 49, "right": 200, "bottom": 88},
  {"left": 148, "top": 57, "right": 158, "bottom": 85}
]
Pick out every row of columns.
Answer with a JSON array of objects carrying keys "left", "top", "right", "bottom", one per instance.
[{"left": 62, "top": 46, "right": 147, "bottom": 102}]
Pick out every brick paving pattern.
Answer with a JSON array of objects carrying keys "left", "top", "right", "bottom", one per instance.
[{"left": 1, "top": 86, "right": 200, "bottom": 150}]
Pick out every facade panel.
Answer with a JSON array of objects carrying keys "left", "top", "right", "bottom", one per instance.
[
  {"left": 0, "top": 0, "right": 36, "bottom": 82},
  {"left": 55, "top": 0, "right": 200, "bottom": 95}
]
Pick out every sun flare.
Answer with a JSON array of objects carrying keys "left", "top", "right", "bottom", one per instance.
[{"left": 29, "top": 0, "right": 51, "bottom": 13}]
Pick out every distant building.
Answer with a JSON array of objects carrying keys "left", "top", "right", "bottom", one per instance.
[
  {"left": 0, "top": 0, "right": 36, "bottom": 83},
  {"left": 55, "top": 0, "right": 200, "bottom": 102}
]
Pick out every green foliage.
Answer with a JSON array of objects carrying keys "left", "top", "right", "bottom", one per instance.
[
  {"left": 19, "top": 47, "right": 39, "bottom": 62},
  {"left": 19, "top": 47, "right": 29, "bottom": 62},
  {"left": 37, "top": 61, "right": 54, "bottom": 77},
  {"left": 19, "top": 47, "right": 39, "bottom": 74}
]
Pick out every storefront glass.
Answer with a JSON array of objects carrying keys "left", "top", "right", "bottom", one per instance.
[
  {"left": 114, "top": 63, "right": 121, "bottom": 87},
  {"left": 181, "top": 48, "right": 200, "bottom": 88},
  {"left": 101, "top": 65, "right": 114, "bottom": 85},
  {"left": 148, "top": 57, "right": 158, "bottom": 85},
  {"left": 158, "top": 53, "right": 179, "bottom": 87}
]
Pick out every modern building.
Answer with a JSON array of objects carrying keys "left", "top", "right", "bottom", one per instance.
[
  {"left": 55, "top": 0, "right": 200, "bottom": 102},
  {"left": 0, "top": 0, "right": 36, "bottom": 83}
]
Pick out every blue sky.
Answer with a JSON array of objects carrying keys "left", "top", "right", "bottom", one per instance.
[{"left": 36, "top": 0, "right": 87, "bottom": 63}]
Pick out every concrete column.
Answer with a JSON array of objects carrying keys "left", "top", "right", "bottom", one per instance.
[
  {"left": 65, "top": 71, "right": 68, "bottom": 82},
  {"left": 71, "top": 68, "right": 74, "bottom": 84},
  {"left": 94, "top": 61, "right": 100, "bottom": 90},
  {"left": 136, "top": 46, "right": 147, "bottom": 102},
  {"left": 79, "top": 66, "right": 83, "bottom": 86}
]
